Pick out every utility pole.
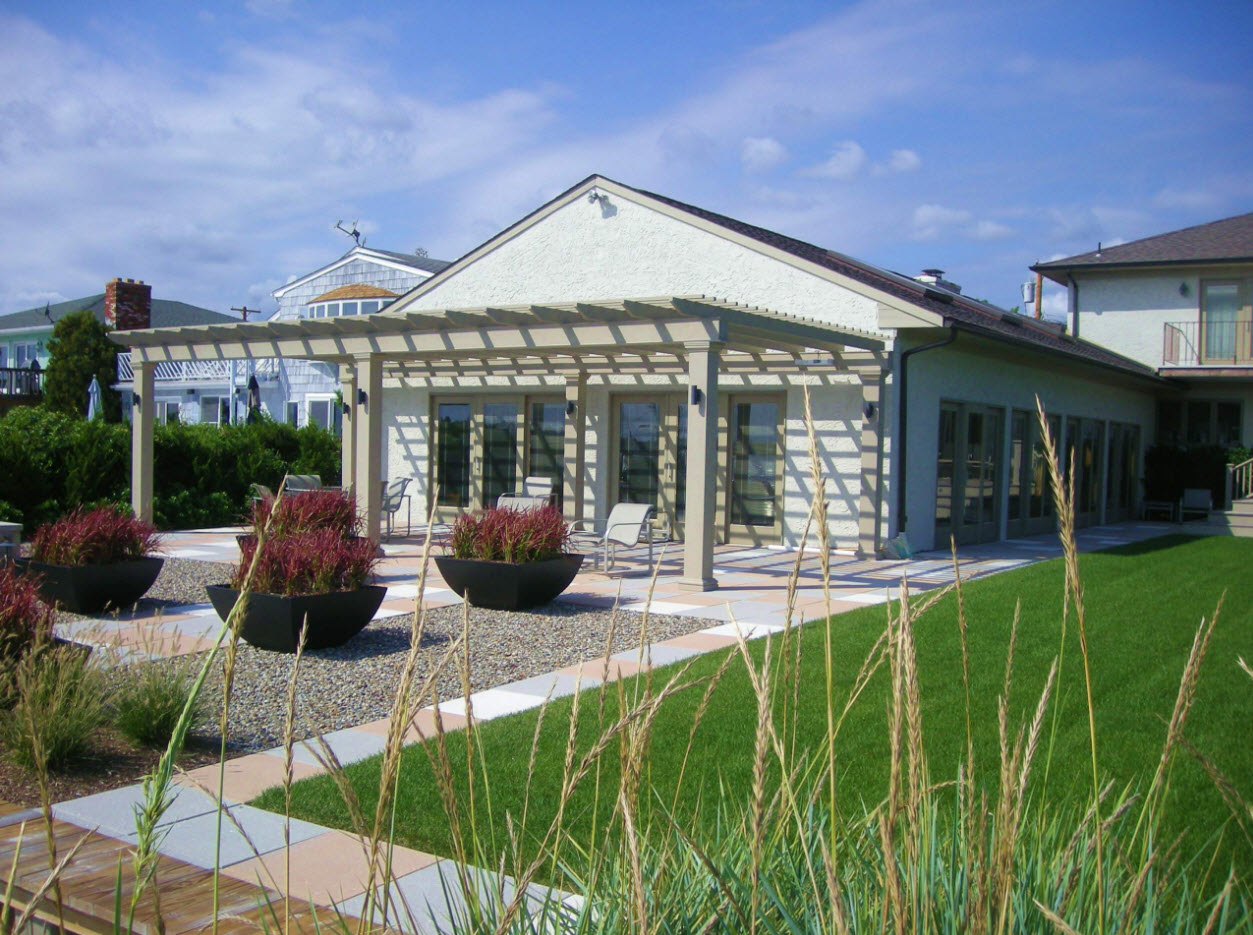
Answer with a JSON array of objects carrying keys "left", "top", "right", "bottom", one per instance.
[{"left": 231, "top": 306, "right": 260, "bottom": 322}]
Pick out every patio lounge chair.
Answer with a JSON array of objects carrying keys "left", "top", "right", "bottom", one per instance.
[
  {"left": 570, "top": 503, "right": 656, "bottom": 571},
  {"left": 284, "top": 474, "right": 322, "bottom": 495},
  {"left": 497, "top": 476, "right": 555, "bottom": 510},
  {"left": 1179, "top": 488, "right": 1213, "bottom": 522},
  {"left": 381, "top": 477, "right": 412, "bottom": 539}
]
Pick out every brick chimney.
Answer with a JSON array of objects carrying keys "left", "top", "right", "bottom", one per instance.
[{"left": 104, "top": 278, "right": 152, "bottom": 330}]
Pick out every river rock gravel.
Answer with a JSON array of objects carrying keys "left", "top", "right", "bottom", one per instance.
[{"left": 92, "top": 559, "right": 718, "bottom": 754}]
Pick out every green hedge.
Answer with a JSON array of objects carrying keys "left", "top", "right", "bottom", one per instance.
[{"left": 0, "top": 406, "right": 341, "bottom": 532}]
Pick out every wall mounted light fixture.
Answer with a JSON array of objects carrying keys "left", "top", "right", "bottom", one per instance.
[
  {"left": 566, "top": 399, "right": 576, "bottom": 416},
  {"left": 863, "top": 400, "right": 876, "bottom": 420},
  {"left": 1179, "top": 282, "right": 1190, "bottom": 297},
  {"left": 357, "top": 389, "right": 368, "bottom": 407},
  {"left": 690, "top": 386, "right": 703, "bottom": 406}
]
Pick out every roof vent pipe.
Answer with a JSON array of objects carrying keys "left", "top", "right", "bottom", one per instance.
[{"left": 914, "top": 269, "right": 962, "bottom": 294}]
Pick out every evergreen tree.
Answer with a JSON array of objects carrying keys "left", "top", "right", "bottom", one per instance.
[{"left": 43, "top": 310, "right": 120, "bottom": 421}]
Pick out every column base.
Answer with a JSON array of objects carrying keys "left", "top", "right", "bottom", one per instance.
[{"left": 677, "top": 576, "right": 719, "bottom": 592}]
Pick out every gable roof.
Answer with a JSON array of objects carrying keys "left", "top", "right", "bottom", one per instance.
[
  {"left": 272, "top": 245, "right": 451, "bottom": 299},
  {"left": 1032, "top": 211, "right": 1253, "bottom": 283},
  {"left": 0, "top": 293, "right": 235, "bottom": 332},
  {"left": 397, "top": 174, "right": 1162, "bottom": 383},
  {"left": 309, "top": 284, "right": 399, "bottom": 303}
]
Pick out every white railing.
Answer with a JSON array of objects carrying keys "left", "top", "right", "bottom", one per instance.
[
  {"left": 117, "top": 352, "right": 237, "bottom": 383},
  {"left": 1228, "top": 457, "right": 1253, "bottom": 506}
]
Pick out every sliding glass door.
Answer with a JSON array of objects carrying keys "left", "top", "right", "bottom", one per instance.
[{"left": 934, "top": 402, "right": 1004, "bottom": 546}]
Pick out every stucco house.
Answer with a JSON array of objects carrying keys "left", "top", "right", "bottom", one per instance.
[
  {"left": 114, "top": 175, "right": 1169, "bottom": 585},
  {"left": 1033, "top": 211, "right": 1253, "bottom": 451},
  {"left": 0, "top": 279, "right": 235, "bottom": 419}
]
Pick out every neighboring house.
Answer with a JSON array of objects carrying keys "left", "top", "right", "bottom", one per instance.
[
  {"left": 117, "top": 174, "right": 1168, "bottom": 581},
  {"left": 261, "top": 245, "right": 450, "bottom": 429},
  {"left": 1033, "top": 211, "right": 1253, "bottom": 449},
  {"left": 0, "top": 278, "right": 236, "bottom": 419}
]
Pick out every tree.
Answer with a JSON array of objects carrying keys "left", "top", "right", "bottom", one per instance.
[{"left": 43, "top": 310, "right": 120, "bottom": 421}]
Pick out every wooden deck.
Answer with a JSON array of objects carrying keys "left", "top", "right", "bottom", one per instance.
[{"left": 0, "top": 806, "right": 359, "bottom": 935}]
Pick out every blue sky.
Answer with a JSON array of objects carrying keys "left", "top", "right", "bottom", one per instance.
[{"left": 1, "top": 0, "right": 1250, "bottom": 320}]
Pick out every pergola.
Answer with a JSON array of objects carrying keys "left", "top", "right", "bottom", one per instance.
[{"left": 114, "top": 295, "right": 888, "bottom": 590}]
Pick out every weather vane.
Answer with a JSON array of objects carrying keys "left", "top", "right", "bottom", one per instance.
[{"left": 335, "top": 219, "right": 365, "bottom": 247}]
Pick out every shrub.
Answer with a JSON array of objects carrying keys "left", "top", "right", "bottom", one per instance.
[
  {"left": 0, "top": 563, "right": 55, "bottom": 707},
  {"left": 232, "top": 528, "right": 380, "bottom": 596},
  {"left": 110, "top": 658, "right": 204, "bottom": 748},
  {"left": 30, "top": 505, "right": 162, "bottom": 565},
  {"left": 1, "top": 643, "right": 106, "bottom": 771},
  {"left": 445, "top": 505, "right": 570, "bottom": 563}
]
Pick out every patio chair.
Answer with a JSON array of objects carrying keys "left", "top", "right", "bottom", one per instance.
[
  {"left": 381, "top": 477, "right": 413, "bottom": 539},
  {"left": 497, "top": 476, "right": 555, "bottom": 510},
  {"left": 1179, "top": 488, "right": 1213, "bottom": 522},
  {"left": 570, "top": 503, "right": 656, "bottom": 571},
  {"left": 284, "top": 474, "right": 322, "bottom": 496}
]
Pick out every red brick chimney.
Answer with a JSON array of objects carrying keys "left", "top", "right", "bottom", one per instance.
[{"left": 104, "top": 278, "right": 152, "bottom": 330}]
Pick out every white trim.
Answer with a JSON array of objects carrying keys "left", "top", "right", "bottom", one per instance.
[{"left": 272, "top": 247, "right": 436, "bottom": 299}]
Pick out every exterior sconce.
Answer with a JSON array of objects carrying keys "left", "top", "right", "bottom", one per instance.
[
  {"left": 186, "top": 388, "right": 196, "bottom": 396},
  {"left": 1179, "top": 282, "right": 1190, "bottom": 297},
  {"left": 565, "top": 399, "right": 576, "bottom": 416},
  {"left": 132, "top": 393, "right": 141, "bottom": 407},
  {"left": 357, "top": 389, "right": 367, "bottom": 407},
  {"left": 690, "top": 386, "right": 703, "bottom": 405},
  {"left": 863, "top": 401, "right": 876, "bottom": 420},
  {"left": 342, "top": 400, "right": 351, "bottom": 415}
]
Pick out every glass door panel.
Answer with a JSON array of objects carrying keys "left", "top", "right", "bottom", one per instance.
[
  {"left": 528, "top": 401, "right": 565, "bottom": 510},
  {"left": 1008, "top": 411, "right": 1026, "bottom": 524},
  {"left": 935, "top": 406, "right": 957, "bottom": 536},
  {"left": 435, "top": 403, "right": 471, "bottom": 510},
  {"left": 482, "top": 402, "right": 520, "bottom": 507},
  {"left": 1202, "top": 282, "right": 1241, "bottom": 362},
  {"left": 727, "top": 396, "right": 783, "bottom": 542},
  {"left": 618, "top": 401, "right": 661, "bottom": 506}
]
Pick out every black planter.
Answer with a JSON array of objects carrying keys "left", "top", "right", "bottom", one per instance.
[
  {"left": 15, "top": 557, "right": 165, "bottom": 614},
  {"left": 205, "top": 584, "right": 387, "bottom": 653},
  {"left": 434, "top": 554, "right": 584, "bottom": 611}
]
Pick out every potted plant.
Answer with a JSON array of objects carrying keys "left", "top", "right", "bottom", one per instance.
[
  {"left": 434, "top": 506, "right": 583, "bottom": 611},
  {"left": 15, "top": 506, "right": 164, "bottom": 614},
  {"left": 206, "top": 488, "right": 384, "bottom": 652}
]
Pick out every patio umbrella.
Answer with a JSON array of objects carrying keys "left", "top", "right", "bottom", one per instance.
[
  {"left": 246, "top": 374, "right": 261, "bottom": 424},
  {"left": 86, "top": 375, "right": 102, "bottom": 421}
]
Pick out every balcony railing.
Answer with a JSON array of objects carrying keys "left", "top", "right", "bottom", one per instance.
[
  {"left": 117, "top": 352, "right": 234, "bottom": 383},
  {"left": 0, "top": 366, "right": 42, "bottom": 398},
  {"left": 1163, "top": 320, "right": 1253, "bottom": 367}
]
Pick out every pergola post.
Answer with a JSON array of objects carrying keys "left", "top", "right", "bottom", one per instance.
[
  {"left": 339, "top": 364, "right": 357, "bottom": 495},
  {"left": 679, "top": 341, "right": 720, "bottom": 591},
  {"left": 353, "top": 354, "right": 383, "bottom": 538},
  {"left": 856, "top": 367, "right": 886, "bottom": 558},
  {"left": 563, "top": 373, "right": 587, "bottom": 521},
  {"left": 130, "top": 359, "right": 156, "bottom": 523}
]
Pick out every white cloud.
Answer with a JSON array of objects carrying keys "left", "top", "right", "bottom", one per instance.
[
  {"left": 802, "top": 141, "right": 867, "bottom": 180},
  {"left": 873, "top": 148, "right": 922, "bottom": 175},
  {"left": 1153, "top": 187, "right": 1218, "bottom": 210},
  {"left": 971, "top": 219, "right": 1013, "bottom": 240},
  {"left": 911, "top": 204, "right": 972, "bottom": 240},
  {"left": 741, "top": 136, "right": 788, "bottom": 173}
]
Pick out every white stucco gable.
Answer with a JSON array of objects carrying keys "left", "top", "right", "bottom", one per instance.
[{"left": 393, "top": 178, "right": 895, "bottom": 337}]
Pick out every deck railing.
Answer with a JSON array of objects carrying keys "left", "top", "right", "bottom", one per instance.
[
  {"left": 1228, "top": 457, "right": 1253, "bottom": 507},
  {"left": 117, "top": 352, "right": 239, "bottom": 383},
  {"left": 1163, "top": 320, "right": 1253, "bottom": 366},
  {"left": 0, "top": 366, "right": 42, "bottom": 398}
]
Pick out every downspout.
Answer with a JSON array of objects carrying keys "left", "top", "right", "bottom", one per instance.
[{"left": 895, "top": 324, "right": 958, "bottom": 534}]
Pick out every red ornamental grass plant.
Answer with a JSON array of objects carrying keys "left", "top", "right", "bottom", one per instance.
[
  {"left": 446, "top": 505, "right": 571, "bottom": 563},
  {"left": 250, "top": 487, "right": 360, "bottom": 540},
  {"left": 29, "top": 505, "right": 161, "bottom": 566},
  {"left": 231, "top": 529, "right": 380, "bottom": 596},
  {"left": 0, "top": 562, "right": 54, "bottom": 665}
]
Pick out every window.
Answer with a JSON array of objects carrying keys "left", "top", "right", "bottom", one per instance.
[
  {"left": 156, "top": 400, "right": 181, "bottom": 425},
  {"left": 1159, "top": 398, "right": 1242, "bottom": 448},
  {"left": 285, "top": 401, "right": 299, "bottom": 426},
  {"left": 15, "top": 342, "right": 38, "bottom": 367},
  {"left": 0, "top": 346, "right": 7, "bottom": 368},
  {"left": 341, "top": 301, "right": 358, "bottom": 316},
  {"left": 200, "top": 396, "right": 230, "bottom": 425},
  {"left": 1200, "top": 280, "right": 1251, "bottom": 363},
  {"left": 307, "top": 396, "right": 341, "bottom": 434},
  {"left": 360, "top": 300, "right": 379, "bottom": 314}
]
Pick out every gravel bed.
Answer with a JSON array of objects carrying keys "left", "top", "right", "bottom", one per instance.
[{"left": 88, "top": 559, "right": 719, "bottom": 755}]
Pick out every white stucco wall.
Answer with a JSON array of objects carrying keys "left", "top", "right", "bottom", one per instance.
[
  {"left": 1073, "top": 264, "right": 1253, "bottom": 368},
  {"left": 903, "top": 339, "right": 1157, "bottom": 552},
  {"left": 408, "top": 192, "right": 888, "bottom": 336}
]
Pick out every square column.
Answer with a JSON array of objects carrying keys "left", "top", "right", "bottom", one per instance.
[
  {"left": 680, "top": 341, "right": 720, "bottom": 591},
  {"left": 339, "top": 364, "right": 357, "bottom": 494},
  {"left": 563, "top": 373, "right": 587, "bottom": 522},
  {"left": 353, "top": 354, "right": 383, "bottom": 539},
  {"left": 856, "top": 368, "right": 886, "bottom": 558},
  {"left": 130, "top": 359, "right": 155, "bottom": 523}
]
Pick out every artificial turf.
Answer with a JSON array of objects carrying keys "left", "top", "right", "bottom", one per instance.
[{"left": 260, "top": 534, "right": 1253, "bottom": 875}]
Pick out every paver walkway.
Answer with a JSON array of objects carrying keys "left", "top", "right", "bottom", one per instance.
[{"left": 16, "top": 519, "right": 1175, "bottom": 933}]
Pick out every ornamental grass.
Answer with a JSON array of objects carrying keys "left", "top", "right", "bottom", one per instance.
[
  {"left": 445, "top": 505, "right": 571, "bottom": 563},
  {"left": 28, "top": 505, "right": 161, "bottom": 566}
]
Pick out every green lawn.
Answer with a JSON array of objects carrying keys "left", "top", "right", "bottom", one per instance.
[{"left": 262, "top": 535, "right": 1253, "bottom": 877}]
